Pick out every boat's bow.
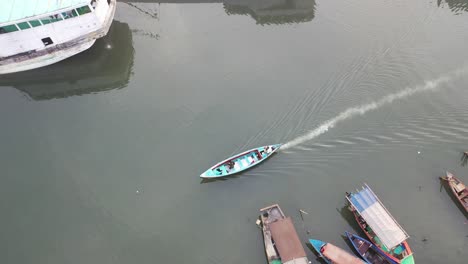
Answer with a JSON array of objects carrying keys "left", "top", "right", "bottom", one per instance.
[
  {"left": 444, "top": 171, "right": 454, "bottom": 180},
  {"left": 309, "top": 239, "right": 326, "bottom": 252},
  {"left": 309, "top": 239, "right": 331, "bottom": 263}
]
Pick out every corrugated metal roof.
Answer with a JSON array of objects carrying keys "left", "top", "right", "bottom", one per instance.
[
  {"left": 347, "top": 185, "right": 409, "bottom": 250},
  {"left": 0, "top": 0, "right": 90, "bottom": 24}
]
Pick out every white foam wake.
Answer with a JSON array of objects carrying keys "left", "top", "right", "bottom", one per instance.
[{"left": 281, "top": 67, "right": 467, "bottom": 150}]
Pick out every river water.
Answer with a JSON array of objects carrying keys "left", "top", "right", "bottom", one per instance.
[{"left": 1, "top": 0, "right": 467, "bottom": 263}]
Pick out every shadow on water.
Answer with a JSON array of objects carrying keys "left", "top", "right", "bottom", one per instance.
[
  {"left": 461, "top": 151, "right": 468, "bottom": 167},
  {"left": 223, "top": 0, "right": 316, "bottom": 25},
  {"left": 439, "top": 177, "right": 468, "bottom": 218},
  {"left": 122, "top": 0, "right": 317, "bottom": 25},
  {"left": 339, "top": 233, "right": 358, "bottom": 256},
  {"left": 437, "top": 0, "right": 468, "bottom": 14},
  {"left": 337, "top": 205, "right": 364, "bottom": 236},
  {"left": 0, "top": 20, "right": 134, "bottom": 100},
  {"left": 200, "top": 177, "right": 231, "bottom": 184}
]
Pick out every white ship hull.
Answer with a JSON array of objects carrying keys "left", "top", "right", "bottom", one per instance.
[
  {"left": 0, "top": 40, "right": 95, "bottom": 74},
  {"left": 0, "top": 0, "right": 116, "bottom": 74}
]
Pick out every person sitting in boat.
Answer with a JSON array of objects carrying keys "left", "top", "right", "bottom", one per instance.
[
  {"left": 359, "top": 216, "right": 366, "bottom": 225},
  {"left": 256, "top": 151, "right": 262, "bottom": 160},
  {"left": 265, "top": 146, "right": 272, "bottom": 154}
]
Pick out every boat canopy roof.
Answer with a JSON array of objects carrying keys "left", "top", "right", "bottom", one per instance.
[
  {"left": 347, "top": 184, "right": 409, "bottom": 250},
  {"left": 270, "top": 217, "right": 307, "bottom": 263},
  {"left": 0, "top": 0, "right": 90, "bottom": 24}
]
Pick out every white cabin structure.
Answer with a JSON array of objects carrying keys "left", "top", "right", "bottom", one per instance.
[{"left": 0, "top": 0, "right": 116, "bottom": 74}]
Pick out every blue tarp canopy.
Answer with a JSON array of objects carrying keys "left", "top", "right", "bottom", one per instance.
[
  {"left": 0, "top": 0, "right": 90, "bottom": 24},
  {"left": 347, "top": 184, "right": 409, "bottom": 249}
]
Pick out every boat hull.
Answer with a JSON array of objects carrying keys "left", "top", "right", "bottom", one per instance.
[
  {"left": 441, "top": 172, "right": 468, "bottom": 213},
  {"left": 200, "top": 144, "right": 281, "bottom": 178},
  {"left": 0, "top": 40, "right": 95, "bottom": 74},
  {"left": 345, "top": 231, "right": 397, "bottom": 264}
]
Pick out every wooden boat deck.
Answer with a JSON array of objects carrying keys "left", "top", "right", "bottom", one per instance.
[
  {"left": 270, "top": 217, "right": 307, "bottom": 262},
  {"left": 444, "top": 172, "right": 468, "bottom": 212},
  {"left": 356, "top": 241, "right": 371, "bottom": 255}
]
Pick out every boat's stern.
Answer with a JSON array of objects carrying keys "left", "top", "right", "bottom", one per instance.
[
  {"left": 344, "top": 231, "right": 353, "bottom": 241},
  {"left": 273, "top": 144, "right": 282, "bottom": 150}
]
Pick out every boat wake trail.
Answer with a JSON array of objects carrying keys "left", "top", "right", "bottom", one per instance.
[{"left": 281, "top": 66, "right": 468, "bottom": 150}]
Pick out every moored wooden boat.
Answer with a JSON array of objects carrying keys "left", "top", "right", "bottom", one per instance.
[
  {"left": 440, "top": 172, "right": 468, "bottom": 213},
  {"left": 309, "top": 238, "right": 364, "bottom": 264},
  {"left": 259, "top": 204, "right": 309, "bottom": 264},
  {"left": 200, "top": 144, "right": 281, "bottom": 178},
  {"left": 345, "top": 231, "right": 397, "bottom": 264},
  {"left": 346, "top": 185, "right": 415, "bottom": 264}
]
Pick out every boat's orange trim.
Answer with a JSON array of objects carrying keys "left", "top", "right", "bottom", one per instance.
[{"left": 403, "top": 241, "right": 412, "bottom": 255}]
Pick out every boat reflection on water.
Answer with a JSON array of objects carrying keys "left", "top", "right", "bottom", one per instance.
[
  {"left": 123, "top": 0, "right": 316, "bottom": 25},
  {"left": 0, "top": 20, "right": 134, "bottom": 101},
  {"left": 223, "top": 0, "right": 316, "bottom": 25},
  {"left": 437, "top": 0, "right": 468, "bottom": 14}
]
